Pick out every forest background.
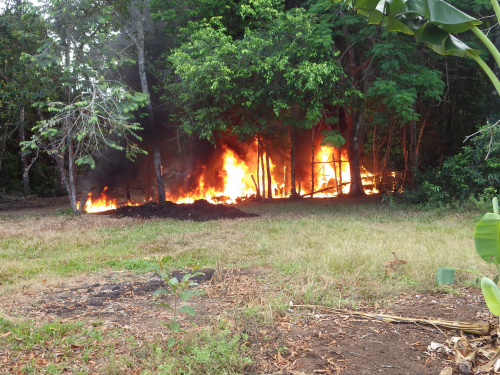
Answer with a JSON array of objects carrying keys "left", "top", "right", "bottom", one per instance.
[{"left": 1, "top": 0, "right": 500, "bottom": 209}]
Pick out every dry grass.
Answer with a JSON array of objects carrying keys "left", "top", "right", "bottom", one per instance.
[{"left": 0, "top": 202, "right": 490, "bottom": 299}]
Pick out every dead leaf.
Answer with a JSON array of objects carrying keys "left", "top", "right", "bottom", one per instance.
[
  {"left": 0, "top": 332, "right": 12, "bottom": 338},
  {"left": 439, "top": 367, "right": 452, "bottom": 375},
  {"left": 384, "top": 252, "right": 407, "bottom": 275}
]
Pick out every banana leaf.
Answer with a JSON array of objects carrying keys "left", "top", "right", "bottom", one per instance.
[
  {"left": 474, "top": 198, "right": 500, "bottom": 264},
  {"left": 336, "top": 0, "right": 481, "bottom": 55},
  {"left": 481, "top": 277, "right": 500, "bottom": 316}
]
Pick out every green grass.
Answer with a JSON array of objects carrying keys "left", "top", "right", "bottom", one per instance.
[
  {"left": 0, "top": 201, "right": 494, "bottom": 374},
  {"left": 0, "top": 201, "right": 490, "bottom": 297},
  {"left": 0, "top": 317, "right": 251, "bottom": 374}
]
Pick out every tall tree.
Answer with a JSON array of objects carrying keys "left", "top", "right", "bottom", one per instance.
[
  {"left": 21, "top": 0, "right": 148, "bottom": 212},
  {"left": 166, "top": 1, "right": 347, "bottom": 197},
  {"left": 113, "top": 0, "right": 166, "bottom": 203}
]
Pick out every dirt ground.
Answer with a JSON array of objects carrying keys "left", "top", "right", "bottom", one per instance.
[
  {"left": 0, "top": 196, "right": 496, "bottom": 374},
  {"left": 0, "top": 267, "right": 494, "bottom": 375}
]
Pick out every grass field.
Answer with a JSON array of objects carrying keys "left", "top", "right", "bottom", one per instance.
[
  {"left": 0, "top": 200, "right": 493, "bottom": 374},
  {"left": 0, "top": 200, "right": 490, "bottom": 297}
]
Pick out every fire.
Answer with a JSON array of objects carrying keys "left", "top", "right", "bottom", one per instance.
[
  {"left": 221, "top": 150, "right": 256, "bottom": 201},
  {"left": 166, "top": 141, "right": 384, "bottom": 204},
  {"left": 315, "top": 146, "right": 351, "bottom": 196},
  {"left": 171, "top": 148, "right": 256, "bottom": 204},
  {"left": 78, "top": 188, "right": 141, "bottom": 213}
]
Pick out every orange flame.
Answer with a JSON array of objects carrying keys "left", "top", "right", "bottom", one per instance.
[
  {"left": 167, "top": 143, "right": 381, "bottom": 203},
  {"left": 77, "top": 188, "right": 141, "bottom": 213}
]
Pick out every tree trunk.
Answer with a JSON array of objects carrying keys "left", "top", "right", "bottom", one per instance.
[
  {"left": 266, "top": 138, "right": 272, "bottom": 201},
  {"left": 416, "top": 104, "right": 433, "bottom": 169},
  {"left": 403, "top": 124, "right": 409, "bottom": 189},
  {"left": 347, "top": 109, "right": 366, "bottom": 197},
  {"left": 379, "top": 123, "right": 395, "bottom": 192},
  {"left": 289, "top": 126, "right": 297, "bottom": 198},
  {"left": 0, "top": 124, "right": 8, "bottom": 174},
  {"left": 256, "top": 135, "right": 261, "bottom": 198},
  {"left": 311, "top": 124, "right": 315, "bottom": 198},
  {"left": 131, "top": 4, "right": 165, "bottom": 203},
  {"left": 19, "top": 107, "right": 29, "bottom": 196},
  {"left": 78, "top": 186, "right": 91, "bottom": 214},
  {"left": 410, "top": 114, "right": 417, "bottom": 187},
  {"left": 331, "top": 150, "right": 338, "bottom": 194},
  {"left": 372, "top": 125, "right": 377, "bottom": 176},
  {"left": 67, "top": 128, "right": 78, "bottom": 212},
  {"left": 259, "top": 136, "right": 265, "bottom": 202}
]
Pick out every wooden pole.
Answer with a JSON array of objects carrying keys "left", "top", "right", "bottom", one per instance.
[
  {"left": 251, "top": 175, "right": 259, "bottom": 195},
  {"left": 311, "top": 124, "right": 315, "bottom": 198},
  {"left": 259, "top": 136, "right": 265, "bottom": 203},
  {"left": 332, "top": 150, "right": 338, "bottom": 194},
  {"left": 266, "top": 138, "right": 272, "bottom": 201}
]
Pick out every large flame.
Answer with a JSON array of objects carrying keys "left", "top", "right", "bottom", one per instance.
[
  {"left": 172, "top": 148, "right": 257, "bottom": 204},
  {"left": 167, "top": 143, "right": 379, "bottom": 204},
  {"left": 84, "top": 138, "right": 382, "bottom": 210}
]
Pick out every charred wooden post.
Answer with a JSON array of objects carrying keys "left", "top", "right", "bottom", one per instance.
[
  {"left": 259, "top": 136, "right": 266, "bottom": 203},
  {"left": 332, "top": 150, "right": 338, "bottom": 194},
  {"left": 125, "top": 182, "right": 131, "bottom": 202},
  {"left": 251, "top": 175, "right": 259, "bottom": 195},
  {"left": 289, "top": 126, "right": 298, "bottom": 198},
  {"left": 311, "top": 124, "right": 315, "bottom": 198},
  {"left": 266, "top": 138, "right": 272, "bottom": 201},
  {"left": 256, "top": 137, "right": 260, "bottom": 198}
]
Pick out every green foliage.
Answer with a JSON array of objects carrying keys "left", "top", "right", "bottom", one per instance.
[
  {"left": 336, "top": 0, "right": 500, "bottom": 97},
  {"left": 166, "top": 3, "right": 347, "bottom": 141},
  {"left": 146, "top": 329, "right": 253, "bottom": 375},
  {"left": 436, "top": 197, "right": 500, "bottom": 316},
  {"left": 398, "top": 124, "right": 500, "bottom": 205},
  {"left": 23, "top": 80, "right": 148, "bottom": 169},
  {"left": 320, "top": 129, "right": 345, "bottom": 148},
  {"left": 152, "top": 259, "right": 204, "bottom": 350}
]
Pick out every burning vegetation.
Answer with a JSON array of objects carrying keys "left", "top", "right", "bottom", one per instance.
[{"left": 79, "top": 126, "right": 400, "bottom": 214}]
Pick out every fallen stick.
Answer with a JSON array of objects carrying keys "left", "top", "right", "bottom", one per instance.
[
  {"left": 292, "top": 304, "right": 491, "bottom": 336},
  {"left": 301, "top": 184, "right": 348, "bottom": 197}
]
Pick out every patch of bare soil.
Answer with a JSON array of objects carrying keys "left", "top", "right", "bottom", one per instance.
[
  {"left": 0, "top": 267, "right": 494, "bottom": 375},
  {"left": 98, "top": 199, "right": 259, "bottom": 221}
]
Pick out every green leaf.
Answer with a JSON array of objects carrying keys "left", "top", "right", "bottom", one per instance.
[
  {"left": 481, "top": 277, "right": 500, "bottom": 316},
  {"left": 474, "top": 198, "right": 500, "bottom": 264},
  {"left": 167, "top": 337, "right": 176, "bottom": 349},
  {"left": 168, "top": 277, "right": 179, "bottom": 286},
  {"left": 178, "top": 305, "right": 196, "bottom": 315},
  {"left": 158, "top": 303, "right": 172, "bottom": 310},
  {"left": 436, "top": 267, "right": 456, "bottom": 285},
  {"left": 179, "top": 290, "right": 193, "bottom": 301},
  {"left": 171, "top": 322, "right": 180, "bottom": 332}
]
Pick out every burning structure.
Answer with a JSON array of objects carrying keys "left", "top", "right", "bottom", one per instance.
[{"left": 80, "top": 124, "right": 398, "bottom": 213}]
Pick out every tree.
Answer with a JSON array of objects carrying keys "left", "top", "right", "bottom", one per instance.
[
  {"left": 21, "top": 0, "right": 148, "bottom": 212},
  {"left": 113, "top": 0, "right": 166, "bottom": 203},
  {"left": 365, "top": 30, "right": 444, "bottom": 187},
  {"left": 166, "top": 1, "right": 347, "bottom": 198},
  {"left": 0, "top": 2, "right": 52, "bottom": 196}
]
